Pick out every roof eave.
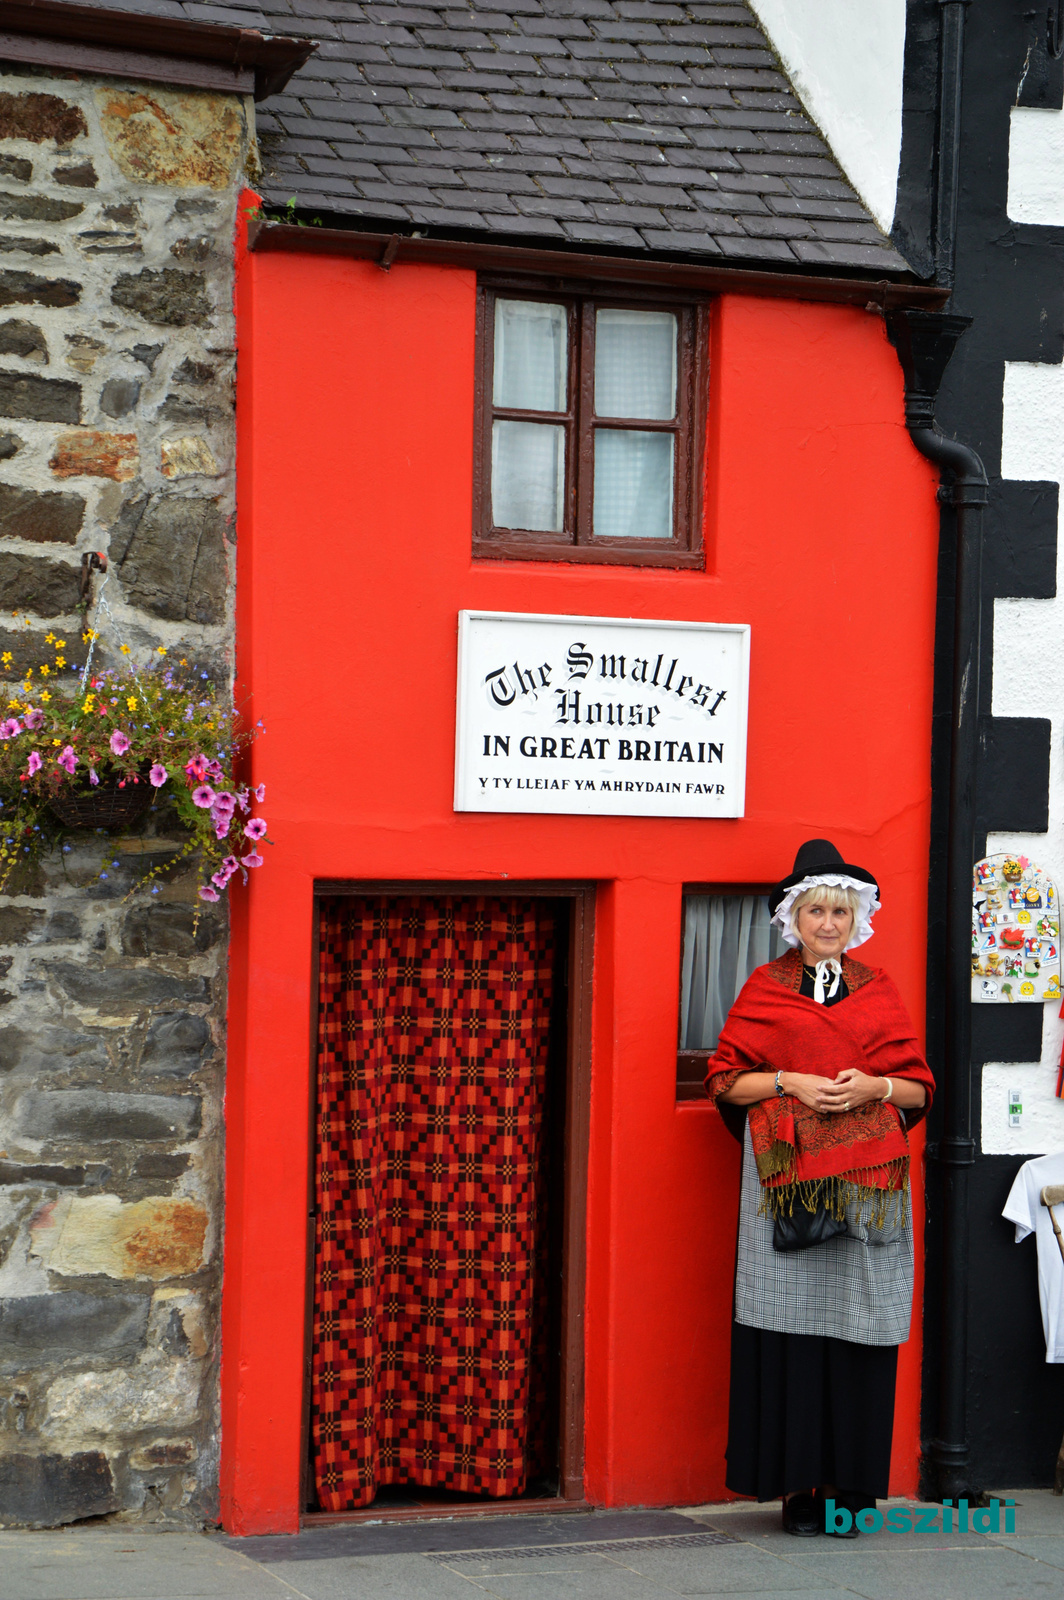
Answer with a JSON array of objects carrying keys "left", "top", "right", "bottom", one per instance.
[{"left": 0, "top": 0, "right": 316, "bottom": 101}]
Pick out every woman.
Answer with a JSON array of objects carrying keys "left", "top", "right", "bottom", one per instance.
[{"left": 705, "top": 839, "right": 934, "bottom": 1537}]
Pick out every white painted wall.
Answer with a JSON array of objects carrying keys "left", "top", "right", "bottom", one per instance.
[
  {"left": 748, "top": 0, "right": 906, "bottom": 231},
  {"left": 984, "top": 355, "right": 1064, "bottom": 1155},
  {"left": 1007, "top": 107, "right": 1064, "bottom": 225}
]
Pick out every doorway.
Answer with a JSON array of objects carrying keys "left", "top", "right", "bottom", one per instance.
[{"left": 305, "top": 887, "right": 592, "bottom": 1516}]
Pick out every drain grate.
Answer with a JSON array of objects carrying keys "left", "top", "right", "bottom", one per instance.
[{"left": 427, "top": 1529, "right": 735, "bottom": 1564}]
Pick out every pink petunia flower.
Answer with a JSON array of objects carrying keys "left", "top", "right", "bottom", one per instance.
[
  {"left": 149, "top": 764, "right": 168, "bottom": 787},
  {"left": 89, "top": 767, "right": 99, "bottom": 786},
  {"left": 198, "top": 885, "right": 220, "bottom": 902},
  {"left": 192, "top": 784, "right": 215, "bottom": 809},
  {"left": 213, "top": 790, "right": 237, "bottom": 814},
  {"left": 241, "top": 851, "right": 263, "bottom": 869},
  {"left": 109, "top": 730, "right": 130, "bottom": 756},
  {"left": 207, "top": 759, "right": 225, "bottom": 783},
  {"left": 212, "top": 868, "right": 234, "bottom": 888},
  {"left": 185, "top": 755, "right": 209, "bottom": 781},
  {"left": 26, "top": 750, "right": 41, "bottom": 775},
  {"left": 243, "top": 817, "right": 267, "bottom": 840},
  {"left": 0, "top": 719, "right": 20, "bottom": 740},
  {"left": 253, "top": 783, "right": 266, "bottom": 803},
  {"left": 57, "top": 746, "right": 77, "bottom": 775},
  {"left": 213, "top": 818, "right": 231, "bottom": 840},
  {"left": 23, "top": 709, "right": 44, "bottom": 731},
  {"left": 221, "top": 855, "right": 240, "bottom": 874},
  {"left": 236, "top": 787, "right": 250, "bottom": 813}
]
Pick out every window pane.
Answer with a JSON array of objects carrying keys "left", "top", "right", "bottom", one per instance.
[
  {"left": 492, "top": 420, "right": 566, "bottom": 531},
  {"left": 494, "top": 299, "right": 568, "bottom": 412},
  {"left": 679, "top": 895, "right": 785, "bottom": 1052},
  {"left": 594, "top": 308, "right": 677, "bottom": 419},
  {"left": 593, "top": 429, "right": 673, "bottom": 539}
]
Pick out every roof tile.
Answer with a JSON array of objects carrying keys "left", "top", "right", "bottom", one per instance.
[{"left": 78, "top": 0, "right": 914, "bottom": 277}]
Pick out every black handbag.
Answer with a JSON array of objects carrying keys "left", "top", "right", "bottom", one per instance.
[{"left": 772, "top": 1200, "right": 848, "bottom": 1253}]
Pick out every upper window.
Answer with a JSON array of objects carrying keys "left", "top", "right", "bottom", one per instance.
[{"left": 474, "top": 284, "right": 707, "bottom": 568}]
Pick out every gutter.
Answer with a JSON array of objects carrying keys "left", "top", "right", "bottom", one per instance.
[
  {"left": 246, "top": 219, "right": 949, "bottom": 311},
  {"left": 0, "top": 0, "right": 316, "bottom": 101}
]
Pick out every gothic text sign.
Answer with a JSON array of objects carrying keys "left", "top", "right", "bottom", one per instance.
[{"left": 454, "top": 610, "right": 750, "bottom": 817}]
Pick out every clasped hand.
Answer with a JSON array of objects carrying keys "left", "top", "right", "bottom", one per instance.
[{"left": 787, "top": 1067, "right": 885, "bottom": 1115}]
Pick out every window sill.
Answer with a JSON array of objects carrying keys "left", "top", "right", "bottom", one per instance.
[{"left": 473, "top": 539, "right": 705, "bottom": 570}]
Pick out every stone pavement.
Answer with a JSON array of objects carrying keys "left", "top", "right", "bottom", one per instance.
[{"left": 1, "top": 1490, "right": 1061, "bottom": 1600}]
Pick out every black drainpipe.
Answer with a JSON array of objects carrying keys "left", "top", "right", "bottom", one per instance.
[{"left": 883, "top": 0, "right": 987, "bottom": 1506}]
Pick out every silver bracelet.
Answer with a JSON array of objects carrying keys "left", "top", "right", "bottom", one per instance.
[{"left": 882, "top": 1078, "right": 893, "bottom": 1102}]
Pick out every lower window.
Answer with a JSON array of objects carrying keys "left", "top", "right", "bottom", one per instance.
[{"left": 676, "top": 889, "right": 784, "bottom": 1100}]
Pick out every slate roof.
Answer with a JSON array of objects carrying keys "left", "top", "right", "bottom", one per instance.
[{"left": 50, "top": 0, "right": 914, "bottom": 276}]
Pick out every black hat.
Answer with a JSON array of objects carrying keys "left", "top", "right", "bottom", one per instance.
[{"left": 768, "top": 839, "right": 879, "bottom": 916}]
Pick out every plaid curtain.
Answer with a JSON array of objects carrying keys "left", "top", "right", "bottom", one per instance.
[{"left": 311, "top": 896, "right": 556, "bottom": 1510}]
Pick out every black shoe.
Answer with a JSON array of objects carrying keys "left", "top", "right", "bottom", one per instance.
[
  {"left": 820, "top": 1489, "right": 861, "bottom": 1538},
  {"left": 782, "top": 1491, "right": 821, "bottom": 1536}
]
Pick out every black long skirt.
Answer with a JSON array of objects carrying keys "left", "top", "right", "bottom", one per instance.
[{"left": 725, "top": 1320, "right": 899, "bottom": 1502}]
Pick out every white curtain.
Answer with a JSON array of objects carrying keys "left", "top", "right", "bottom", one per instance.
[
  {"left": 494, "top": 299, "right": 567, "bottom": 412},
  {"left": 593, "top": 429, "right": 673, "bottom": 539},
  {"left": 492, "top": 420, "right": 566, "bottom": 531},
  {"left": 679, "top": 894, "right": 784, "bottom": 1052},
  {"left": 594, "top": 308, "right": 676, "bottom": 419}
]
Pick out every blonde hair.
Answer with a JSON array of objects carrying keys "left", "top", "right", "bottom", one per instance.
[{"left": 789, "top": 883, "right": 860, "bottom": 943}]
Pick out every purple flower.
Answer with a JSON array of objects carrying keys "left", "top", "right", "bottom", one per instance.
[
  {"left": 221, "top": 855, "right": 240, "bottom": 874},
  {"left": 109, "top": 730, "right": 130, "bottom": 756},
  {"left": 207, "top": 759, "right": 225, "bottom": 783},
  {"left": 23, "top": 708, "right": 44, "bottom": 731},
  {"left": 236, "top": 787, "right": 250, "bottom": 814},
  {"left": 192, "top": 784, "right": 215, "bottom": 809},
  {"left": 0, "top": 719, "right": 20, "bottom": 740},
  {"left": 212, "top": 868, "right": 233, "bottom": 888},
  {"left": 213, "top": 790, "right": 237, "bottom": 814},
  {"left": 241, "top": 851, "right": 264, "bottom": 869},
  {"left": 149, "top": 764, "right": 168, "bottom": 787},
  {"left": 243, "top": 818, "right": 267, "bottom": 841},
  {"left": 253, "top": 783, "right": 266, "bottom": 803},
  {"left": 57, "top": 746, "right": 77, "bottom": 775},
  {"left": 214, "top": 817, "right": 231, "bottom": 840},
  {"left": 198, "top": 885, "right": 220, "bottom": 902},
  {"left": 89, "top": 767, "right": 99, "bottom": 787},
  {"left": 26, "top": 751, "right": 41, "bottom": 776},
  {"left": 185, "top": 754, "right": 209, "bottom": 781}
]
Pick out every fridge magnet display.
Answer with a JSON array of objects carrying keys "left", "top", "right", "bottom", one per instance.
[{"left": 973, "top": 855, "right": 1060, "bottom": 1002}]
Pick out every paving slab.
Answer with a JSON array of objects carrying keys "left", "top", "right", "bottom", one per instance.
[
  {"left": 0, "top": 1530, "right": 294, "bottom": 1600},
  {"left": 594, "top": 1540, "right": 831, "bottom": 1594},
  {"left": 763, "top": 1544, "right": 1056, "bottom": 1600},
  {"left": 258, "top": 1550, "right": 509, "bottom": 1600}
]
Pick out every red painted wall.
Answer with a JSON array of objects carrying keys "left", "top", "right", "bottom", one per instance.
[{"left": 222, "top": 229, "right": 940, "bottom": 1534}]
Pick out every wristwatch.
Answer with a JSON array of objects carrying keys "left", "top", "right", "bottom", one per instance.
[{"left": 775, "top": 1070, "right": 785, "bottom": 1098}]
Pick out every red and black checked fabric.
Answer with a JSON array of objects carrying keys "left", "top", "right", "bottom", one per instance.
[{"left": 311, "top": 896, "right": 556, "bottom": 1511}]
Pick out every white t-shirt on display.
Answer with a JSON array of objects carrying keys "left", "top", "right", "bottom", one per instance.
[{"left": 1002, "top": 1152, "right": 1064, "bottom": 1363}]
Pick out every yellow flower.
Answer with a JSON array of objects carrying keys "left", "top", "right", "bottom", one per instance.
[
  {"left": 157, "top": 647, "right": 167, "bottom": 656},
  {"left": 7, "top": 700, "right": 18, "bottom": 709},
  {"left": 180, "top": 658, "right": 187, "bottom": 666},
  {"left": 52, "top": 738, "right": 61, "bottom": 746},
  {"left": 55, "top": 658, "right": 65, "bottom": 669},
  {"left": 41, "top": 691, "right": 50, "bottom": 703},
  {"left": 39, "top": 665, "right": 49, "bottom": 678},
  {"left": 120, "top": 645, "right": 131, "bottom": 656},
  {"left": 1, "top": 653, "right": 11, "bottom": 666},
  {"left": 56, "top": 640, "right": 65, "bottom": 649},
  {"left": 23, "top": 668, "right": 31, "bottom": 678},
  {"left": 45, "top": 632, "right": 54, "bottom": 644},
  {"left": 126, "top": 697, "right": 137, "bottom": 710}
]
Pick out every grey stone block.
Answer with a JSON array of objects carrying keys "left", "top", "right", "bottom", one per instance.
[
  {"left": 131, "top": 1151, "right": 190, "bottom": 1180},
  {"left": 14, "top": 1089, "right": 202, "bottom": 1143},
  {"left": 53, "top": 162, "right": 97, "bottom": 188},
  {"left": 0, "top": 907, "right": 45, "bottom": 944},
  {"left": 0, "top": 370, "right": 80, "bottom": 423},
  {"left": 0, "top": 235, "right": 60, "bottom": 258},
  {"left": 0, "top": 192, "right": 84, "bottom": 223},
  {"left": 0, "top": 1023, "right": 110, "bottom": 1078},
  {"left": 99, "top": 376, "right": 141, "bottom": 418},
  {"left": 123, "top": 903, "right": 221, "bottom": 959},
  {"left": 45, "top": 961, "right": 209, "bottom": 1010},
  {"left": 140, "top": 1012, "right": 212, "bottom": 1078},
  {"left": 111, "top": 268, "right": 211, "bottom": 328},
  {"left": 111, "top": 493, "right": 228, "bottom": 626},
  {"left": 0, "top": 1160, "right": 85, "bottom": 1186},
  {"left": 0, "top": 483, "right": 84, "bottom": 542},
  {"left": 0, "top": 271, "right": 90, "bottom": 310},
  {"left": 172, "top": 357, "right": 215, "bottom": 385},
  {"left": 0, "top": 1451, "right": 117, "bottom": 1529},
  {"left": 0, "top": 551, "right": 81, "bottom": 615},
  {"left": 0, "top": 1291, "right": 149, "bottom": 1361},
  {"left": 0, "top": 432, "right": 20, "bottom": 460},
  {"left": 0, "top": 320, "right": 44, "bottom": 361},
  {"left": 0, "top": 155, "right": 31, "bottom": 183},
  {"left": 42, "top": 911, "right": 81, "bottom": 942}
]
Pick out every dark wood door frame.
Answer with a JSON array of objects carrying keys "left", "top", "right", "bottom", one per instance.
[{"left": 303, "top": 880, "right": 595, "bottom": 1520}]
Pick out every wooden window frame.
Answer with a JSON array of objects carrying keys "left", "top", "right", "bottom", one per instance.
[
  {"left": 473, "top": 276, "right": 709, "bottom": 569},
  {"left": 676, "top": 882, "right": 774, "bottom": 1102}
]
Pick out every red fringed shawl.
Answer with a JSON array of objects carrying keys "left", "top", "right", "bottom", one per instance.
[{"left": 705, "top": 949, "right": 935, "bottom": 1216}]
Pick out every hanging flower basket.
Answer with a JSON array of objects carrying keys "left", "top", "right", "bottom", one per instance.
[{"left": 47, "top": 771, "right": 154, "bottom": 830}]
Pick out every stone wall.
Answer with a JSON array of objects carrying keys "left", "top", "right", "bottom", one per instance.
[{"left": 0, "top": 64, "right": 255, "bottom": 1527}]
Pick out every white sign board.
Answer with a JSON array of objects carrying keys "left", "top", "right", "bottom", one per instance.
[{"left": 455, "top": 610, "right": 750, "bottom": 818}]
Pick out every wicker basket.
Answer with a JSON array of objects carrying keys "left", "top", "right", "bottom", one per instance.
[{"left": 48, "top": 775, "right": 155, "bottom": 830}]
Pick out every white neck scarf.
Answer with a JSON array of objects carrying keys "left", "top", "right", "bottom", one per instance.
[{"left": 808, "top": 957, "right": 842, "bottom": 1004}]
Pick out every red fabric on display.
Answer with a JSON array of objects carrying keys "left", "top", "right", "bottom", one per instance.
[
  {"left": 312, "top": 896, "right": 555, "bottom": 1511},
  {"left": 705, "top": 949, "right": 935, "bottom": 1194}
]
